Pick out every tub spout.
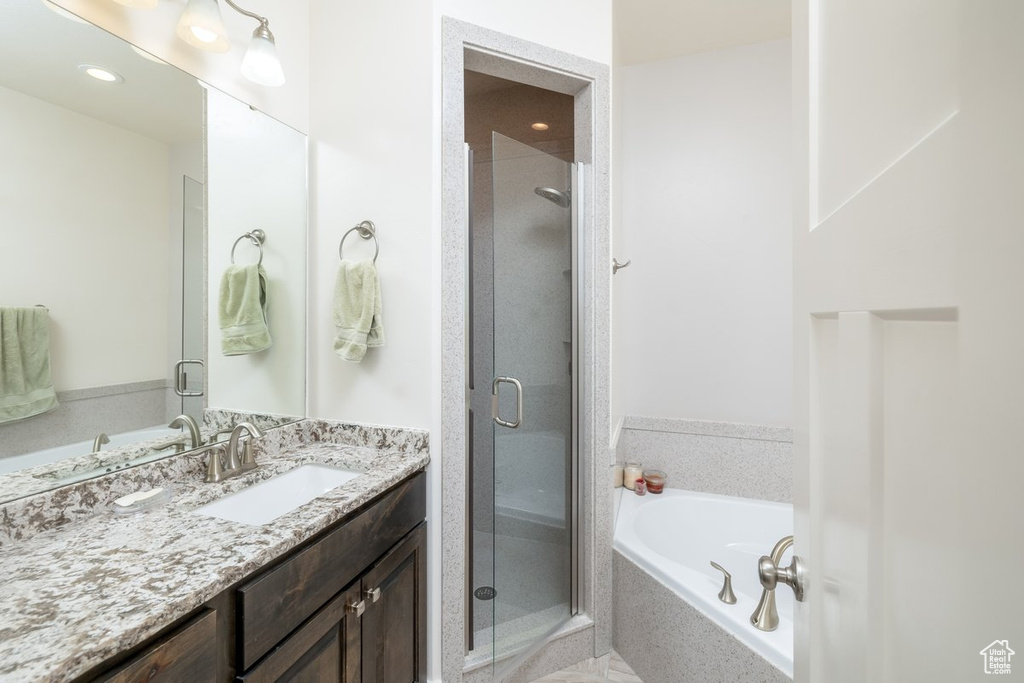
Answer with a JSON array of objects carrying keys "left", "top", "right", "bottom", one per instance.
[{"left": 750, "top": 535, "right": 793, "bottom": 632}]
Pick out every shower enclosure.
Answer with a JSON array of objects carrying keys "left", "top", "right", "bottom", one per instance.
[{"left": 469, "top": 132, "right": 580, "bottom": 675}]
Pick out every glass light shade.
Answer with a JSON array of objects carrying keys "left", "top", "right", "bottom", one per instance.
[
  {"left": 176, "top": 0, "right": 230, "bottom": 53},
  {"left": 240, "top": 30, "right": 285, "bottom": 87},
  {"left": 113, "top": 0, "right": 158, "bottom": 8},
  {"left": 41, "top": 0, "right": 89, "bottom": 24}
]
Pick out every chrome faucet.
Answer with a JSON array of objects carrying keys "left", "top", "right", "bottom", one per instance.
[
  {"left": 205, "top": 422, "right": 265, "bottom": 483},
  {"left": 169, "top": 414, "right": 203, "bottom": 449},
  {"left": 91, "top": 433, "right": 110, "bottom": 453},
  {"left": 750, "top": 535, "right": 793, "bottom": 631}
]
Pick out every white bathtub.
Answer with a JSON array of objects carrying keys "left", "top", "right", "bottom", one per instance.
[
  {"left": 0, "top": 425, "right": 180, "bottom": 475},
  {"left": 614, "top": 488, "right": 794, "bottom": 677}
]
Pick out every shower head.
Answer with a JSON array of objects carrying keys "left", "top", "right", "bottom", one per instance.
[{"left": 534, "top": 186, "right": 571, "bottom": 208}]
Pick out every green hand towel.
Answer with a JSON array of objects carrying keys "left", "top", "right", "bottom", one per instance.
[
  {"left": 0, "top": 307, "right": 59, "bottom": 424},
  {"left": 334, "top": 260, "right": 384, "bottom": 362},
  {"left": 219, "top": 265, "right": 272, "bottom": 356}
]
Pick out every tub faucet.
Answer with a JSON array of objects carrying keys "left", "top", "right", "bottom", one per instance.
[
  {"left": 91, "top": 433, "right": 109, "bottom": 453},
  {"left": 750, "top": 535, "right": 802, "bottom": 632},
  {"left": 169, "top": 414, "right": 203, "bottom": 449}
]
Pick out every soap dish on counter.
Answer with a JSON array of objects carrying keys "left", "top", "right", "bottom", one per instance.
[{"left": 110, "top": 486, "right": 174, "bottom": 515}]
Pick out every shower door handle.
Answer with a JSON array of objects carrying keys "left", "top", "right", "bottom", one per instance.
[
  {"left": 174, "top": 359, "right": 205, "bottom": 397},
  {"left": 491, "top": 376, "right": 523, "bottom": 429}
]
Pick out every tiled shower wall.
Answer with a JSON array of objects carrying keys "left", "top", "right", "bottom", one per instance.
[{"left": 614, "top": 416, "right": 792, "bottom": 503}]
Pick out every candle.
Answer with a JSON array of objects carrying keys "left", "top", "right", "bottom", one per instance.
[
  {"left": 623, "top": 462, "right": 643, "bottom": 490},
  {"left": 612, "top": 463, "right": 624, "bottom": 488}
]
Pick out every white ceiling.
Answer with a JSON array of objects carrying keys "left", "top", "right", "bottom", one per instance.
[
  {"left": 614, "top": 0, "right": 791, "bottom": 66},
  {"left": 0, "top": 0, "right": 202, "bottom": 145}
]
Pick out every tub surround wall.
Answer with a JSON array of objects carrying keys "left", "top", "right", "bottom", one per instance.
[
  {"left": 615, "top": 416, "right": 792, "bottom": 503},
  {"left": 613, "top": 550, "right": 789, "bottom": 683}
]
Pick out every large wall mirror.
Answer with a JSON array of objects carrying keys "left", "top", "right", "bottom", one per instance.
[{"left": 0, "top": 0, "right": 307, "bottom": 503}]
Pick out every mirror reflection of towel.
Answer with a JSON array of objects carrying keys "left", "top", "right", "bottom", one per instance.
[
  {"left": 219, "top": 265, "right": 272, "bottom": 356},
  {"left": 0, "top": 307, "right": 59, "bottom": 424},
  {"left": 333, "top": 260, "right": 384, "bottom": 362}
]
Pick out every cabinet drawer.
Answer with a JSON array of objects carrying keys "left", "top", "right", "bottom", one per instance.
[
  {"left": 96, "top": 609, "right": 218, "bottom": 683},
  {"left": 237, "top": 472, "right": 426, "bottom": 670}
]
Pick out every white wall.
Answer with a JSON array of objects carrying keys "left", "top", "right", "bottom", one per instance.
[
  {"left": 0, "top": 85, "right": 170, "bottom": 391},
  {"left": 206, "top": 89, "right": 307, "bottom": 417},
  {"left": 438, "top": 0, "right": 613, "bottom": 64},
  {"left": 616, "top": 40, "right": 792, "bottom": 427},
  {"left": 49, "top": 0, "right": 310, "bottom": 133}
]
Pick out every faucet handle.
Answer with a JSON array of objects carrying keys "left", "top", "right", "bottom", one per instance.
[
  {"left": 205, "top": 446, "right": 226, "bottom": 483},
  {"left": 710, "top": 561, "right": 737, "bottom": 604},
  {"left": 757, "top": 553, "right": 806, "bottom": 602}
]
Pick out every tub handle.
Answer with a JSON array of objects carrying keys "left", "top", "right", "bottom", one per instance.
[
  {"left": 710, "top": 561, "right": 737, "bottom": 604},
  {"left": 491, "top": 376, "right": 523, "bottom": 429}
]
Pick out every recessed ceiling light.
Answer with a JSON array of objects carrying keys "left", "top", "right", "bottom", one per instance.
[
  {"left": 78, "top": 64, "right": 124, "bottom": 83},
  {"left": 531, "top": 122, "right": 550, "bottom": 131}
]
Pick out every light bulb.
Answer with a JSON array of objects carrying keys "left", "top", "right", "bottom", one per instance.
[
  {"left": 113, "top": 0, "right": 158, "bottom": 8},
  {"left": 240, "top": 23, "right": 285, "bottom": 87},
  {"left": 176, "top": 0, "right": 230, "bottom": 53}
]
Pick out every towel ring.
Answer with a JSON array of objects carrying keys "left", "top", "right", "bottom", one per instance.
[
  {"left": 231, "top": 229, "right": 266, "bottom": 266},
  {"left": 339, "top": 220, "right": 379, "bottom": 263}
]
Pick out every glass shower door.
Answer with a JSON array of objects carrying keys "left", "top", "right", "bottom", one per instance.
[{"left": 489, "top": 132, "right": 575, "bottom": 672}]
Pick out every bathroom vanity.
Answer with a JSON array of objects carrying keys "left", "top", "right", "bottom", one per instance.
[{"left": 0, "top": 421, "right": 429, "bottom": 683}]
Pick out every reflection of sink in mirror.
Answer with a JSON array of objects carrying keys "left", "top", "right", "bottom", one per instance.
[
  {"left": 194, "top": 465, "right": 362, "bottom": 526},
  {"left": 0, "top": 425, "right": 180, "bottom": 477}
]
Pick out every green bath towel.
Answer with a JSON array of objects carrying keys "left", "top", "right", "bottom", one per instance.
[
  {"left": 0, "top": 307, "right": 59, "bottom": 424},
  {"left": 334, "top": 260, "right": 384, "bottom": 362},
  {"left": 219, "top": 265, "right": 272, "bottom": 356}
]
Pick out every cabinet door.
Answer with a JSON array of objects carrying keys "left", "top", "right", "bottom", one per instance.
[
  {"left": 360, "top": 524, "right": 427, "bottom": 683},
  {"left": 239, "top": 585, "right": 362, "bottom": 683}
]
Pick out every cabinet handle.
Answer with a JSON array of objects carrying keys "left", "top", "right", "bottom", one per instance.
[
  {"left": 345, "top": 599, "right": 366, "bottom": 617},
  {"left": 364, "top": 587, "right": 382, "bottom": 603}
]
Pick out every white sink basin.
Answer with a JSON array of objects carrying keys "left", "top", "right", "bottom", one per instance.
[{"left": 194, "top": 464, "right": 362, "bottom": 525}]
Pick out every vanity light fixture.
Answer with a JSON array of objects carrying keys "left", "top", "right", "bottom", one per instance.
[
  {"left": 41, "top": 0, "right": 88, "bottom": 24},
  {"left": 173, "top": 0, "right": 285, "bottom": 87},
  {"left": 78, "top": 64, "right": 124, "bottom": 83},
  {"left": 531, "top": 122, "right": 550, "bottom": 131},
  {"left": 130, "top": 45, "right": 168, "bottom": 65},
  {"left": 176, "top": 0, "right": 230, "bottom": 52}
]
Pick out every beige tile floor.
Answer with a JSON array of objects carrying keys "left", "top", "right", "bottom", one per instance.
[{"left": 530, "top": 651, "right": 643, "bottom": 683}]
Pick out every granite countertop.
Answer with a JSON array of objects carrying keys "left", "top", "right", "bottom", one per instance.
[{"left": 0, "top": 432, "right": 429, "bottom": 682}]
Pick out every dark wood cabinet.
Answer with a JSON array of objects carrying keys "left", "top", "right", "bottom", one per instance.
[
  {"left": 361, "top": 524, "right": 427, "bottom": 683},
  {"left": 80, "top": 472, "right": 426, "bottom": 683}
]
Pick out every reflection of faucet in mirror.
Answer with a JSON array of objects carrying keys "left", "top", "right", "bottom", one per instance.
[
  {"left": 210, "top": 427, "right": 237, "bottom": 443},
  {"left": 169, "top": 415, "right": 203, "bottom": 449},
  {"left": 91, "top": 433, "right": 109, "bottom": 453}
]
